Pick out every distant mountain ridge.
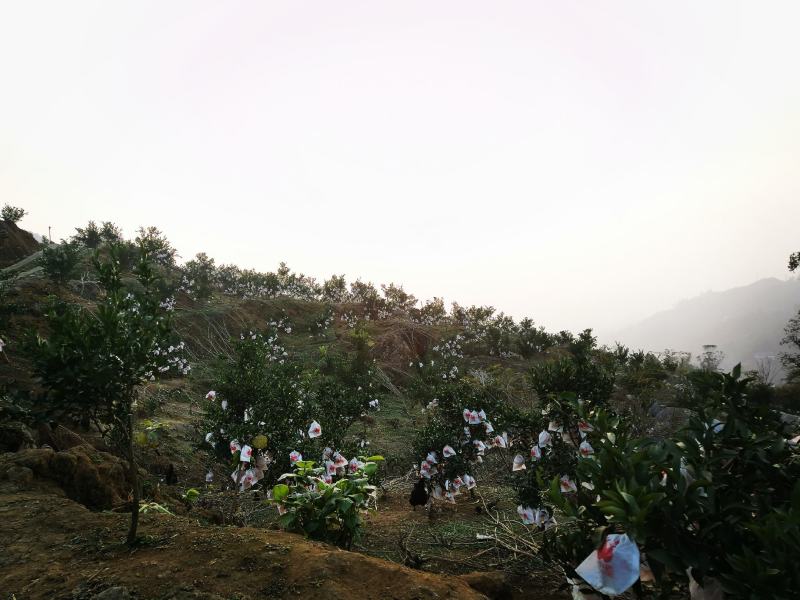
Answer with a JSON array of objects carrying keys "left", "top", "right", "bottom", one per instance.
[{"left": 609, "top": 278, "right": 800, "bottom": 382}]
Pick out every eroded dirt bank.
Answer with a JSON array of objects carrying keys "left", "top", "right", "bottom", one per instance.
[{"left": 0, "top": 489, "right": 491, "bottom": 600}]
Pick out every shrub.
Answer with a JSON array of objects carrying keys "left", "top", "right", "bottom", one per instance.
[
  {"left": 381, "top": 282, "right": 417, "bottom": 314},
  {"left": 697, "top": 344, "right": 725, "bottom": 372},
  {"left": 30, "top": 242, "right": 186, "bottom": 544},
  {"left": 322, "top": 274, "right": 348, "bottom": 303},
  {"left": 782, "top": 312, "right": 800, "bottom": 384},
  {"left": 100, "top": 221, "right": 123, "bottom": 243},
  {"left": 409, "top": 342, "right": 511, "bottom": 501},
  {"left": 349, "top": 280, "right": 383, "bottom": 317},
  {"left": 114, "top": 239, "right": 142, "bottom": 272},
  {"left": 203, "top": 329, "right": 382, "bottom": 487},
  {"left": 515, "top": 318, "right": 553, "bottom": 358},
  {"left": 772, "top": 382, "right": 800, "bottom": 412},
  {"left": 413, "top": 297, "right": 447, "bottom": 325},
  {"left": 1, "top": 204, "right": 26, "bottom": 223},
  {"left": 534, "top": 367, "right": 800, "bottom": 599},
  {"left": 495, "top": 317, "right": 521, "bottom": 357},
  {"left": 312, "top": 305, "right": 335, "bottom": 337},
  {"left": 215, "top": 263, "right": 321, "bottom": 300},
  {"left": 73, "top": 220, "right": 102, "bottom": 248},
  {"left": 788, "top": 251, "right": 799, "bottom": 273},
  {"left": 39, "top": 240, "right": 82, "bottom": 285},
  {"left": 135, "top": 226, "right": 176, "bottom": 266},
  {"left": 529, "top": 330, "right": 615, "bottom": 407},
  {"left": 182, "top": 252, "right": 216, "bottom": 300},
  {"left": 271, "top": 456, "right": 382, "bottom": 549}
]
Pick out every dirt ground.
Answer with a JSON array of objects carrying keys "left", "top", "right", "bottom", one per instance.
[
  {"left": 358, "top": 487, "right": 568, "bottom": 600},
  {"left": 0, "top": 489, "right": 490, "bottom": 600},
  {"left": 0, "top": 457, "right": 568, "bottom": 600},
  {"left": 0, "top": 435, "right": 567, "bottom": 600}
]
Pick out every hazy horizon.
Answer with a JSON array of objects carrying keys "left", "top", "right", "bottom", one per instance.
[{"left": 2, "top": 1, "right": 799, "bottom": 337}]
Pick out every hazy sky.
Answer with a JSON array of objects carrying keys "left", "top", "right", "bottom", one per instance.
[{"left": 2, "top": 1, "right": 799, "bottom": 336}]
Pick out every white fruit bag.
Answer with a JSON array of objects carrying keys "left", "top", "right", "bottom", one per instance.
[{"left": 575, "top": 534, "right": 640, "bottom": 596}]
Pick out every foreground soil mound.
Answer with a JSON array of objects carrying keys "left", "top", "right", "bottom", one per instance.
[
  {"left": 0, "top": 488, "right": 488, "bottom": 600},
  {"left": 0, "top": 444, "right": 133, "bottom": 509},
  {"left": 0, "top": 220, "right": 39, "bottom": 268}
]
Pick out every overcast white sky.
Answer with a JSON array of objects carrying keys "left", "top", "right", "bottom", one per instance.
[{"left": 1, "top": 1, "right": 799, "bottom": 336}]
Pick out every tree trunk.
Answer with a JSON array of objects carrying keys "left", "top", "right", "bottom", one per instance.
[{"left": 126, "top": 412, "right": 140, "bottom": 545}]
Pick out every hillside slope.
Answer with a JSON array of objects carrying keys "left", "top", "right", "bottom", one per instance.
[
  {"left": 610, "top": 277, "right": 800, "bottom": 381},
  {"left": 0, "top": 220, "right": 40, "bottom": 268}
]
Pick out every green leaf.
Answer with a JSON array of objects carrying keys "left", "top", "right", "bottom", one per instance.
[
  {"left": 278, "top": 513, "right": 296, "bottom": 528},
  {"left": 647, "top": 548, "right": 684, "bottom": 572},
  {"left": 272, "top": 483, "right": 290, "bottom": 503}
]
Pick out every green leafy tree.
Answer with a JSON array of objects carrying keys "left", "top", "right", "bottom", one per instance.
[
  {"left": 538, "top": 367, "right": 800, "bottom": 599},
  {"left": 39, "top": 240, "right": 82, "bottom": 285},
  {"left": 697, "top": 344, "right": 725, "bottom": 372},
  {"left": 204, "top": 329, "right": 381, "bottom": 486},
  {"left": 135, "top": 226, "right": 176, "bottom": 265},
  {"left": 516, "top": 318, "right": 553, "bottom": 358},
  {"left": 529, "top": 329, "right": 615, "bottom": 406},
  {"left": 788, "top": 251, "right": 799, "bottom": 273},
  {"left": 381, "top": 282, "right": 417, "bottom": 314},
  {"left": 782, "top": 249, "right": 800, "bottom": 382},
  {"left": 31, "top": 242, "right": 182, "bottom": 544},
  {"left": 182, "top": 252, "right": 216, "bottom": 300},
  {"left": 781, "top": 315, "right": 800, "bottom": 383},
  {"left": 73, "top": 221, "right": 102, "bottom": 248},
  {"left": 409, "top": 339, "right": 511, "bottom": 501},
  {"left": 349, "top": 280, "right": 384, "bottom": 317},
  {"left": 1, "top": 204, "right": 26, "bottom": 223},
  {"left": 321, "top": 274, "right": 348, "bottom": 303},
  {"left": 100, "top": 221, "right": 123, "bottom": 243},
  {"left": 413, "top": 296, "right": 447, "bottom": 325}
]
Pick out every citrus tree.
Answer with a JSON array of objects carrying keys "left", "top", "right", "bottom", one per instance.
[
  {"left": 31, "top": 242, "right": 186, "bottom": 544},
  {"left": 203, "top": 327, "right": 383, "bottom": 489},
  {"left": 536, "top": 367, "right": 800, "bottom": 599}
]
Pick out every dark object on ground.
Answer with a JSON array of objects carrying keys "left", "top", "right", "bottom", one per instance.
[
  {"left": 460, "top": 571, "right": 513, "bottom": 600},
  {"left": 409, "top": 478, "right": 428, "bottom": 510},
  {"left": 0, "top": 421, "right": 36, "bottom": 452},
  {"left": 165, "top": 463, "right": 178, "bottom": 485}
]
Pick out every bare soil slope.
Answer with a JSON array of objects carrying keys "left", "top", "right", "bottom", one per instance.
[
  {"left": 0, "top": 487, "right": 489, "bottom": 600},
  {"left": 0, "top": 220, "right": 39, "bottom": 268}
]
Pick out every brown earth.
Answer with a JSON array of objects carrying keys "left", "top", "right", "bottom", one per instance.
[
  {"left": 0, "top": 220, "right": 39, "bottom": 268},
  {"left": 0, "top": 444, "right": 133, "bottom": 510},
  {"left": 0, "top": 489, "right": 490, "bottom": 600},
  {"left": 0, "top": 439, "right": 568, "bottom": 600}
]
